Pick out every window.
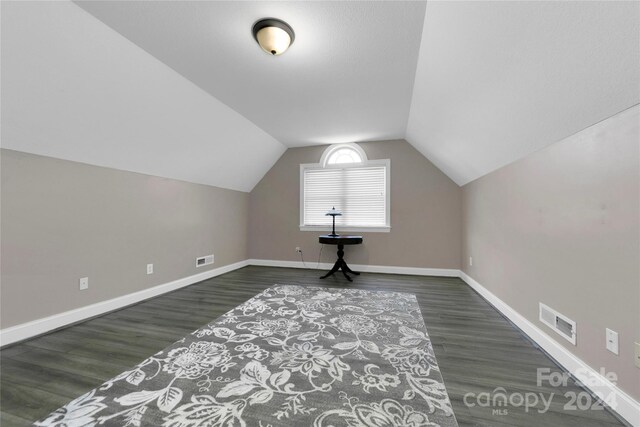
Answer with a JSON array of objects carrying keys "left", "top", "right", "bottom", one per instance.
[
  {"left": 326, "top": 147, "right": 363, "bottom": 165},
  {"left": 300, "top": 143, "right": 390, "bottom": 232}
]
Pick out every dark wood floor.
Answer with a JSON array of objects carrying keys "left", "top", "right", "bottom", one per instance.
[{"left": 0, "top": 266, "right": 628, "bottom": 426}]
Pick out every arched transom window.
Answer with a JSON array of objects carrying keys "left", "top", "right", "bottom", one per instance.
[
  {"left": 301, "top": 143, "right": 390, "bottom": 232},
  {"left": 321, "top": 143, "right": 367, "bottom": 166}
]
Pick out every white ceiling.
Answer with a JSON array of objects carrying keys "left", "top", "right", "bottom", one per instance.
[
  {"left": 75, "top": 1, "right": 427, "bottom": 147},
  {"left": 407, "top": 1, "right": 640, "bottom": 185},
  {"left": 1, "top": 1, "right": 286, "bottom": 192},
  {"left": 2, "top": 1, "right": 638, "bottom": 191}
]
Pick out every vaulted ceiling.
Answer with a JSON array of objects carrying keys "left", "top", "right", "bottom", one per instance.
[
  {"left": 75, "top": 1, "right": 427, "bottom": 148},
  {"left": 2, "top": 1, "right": 638, "bottom": 190}
]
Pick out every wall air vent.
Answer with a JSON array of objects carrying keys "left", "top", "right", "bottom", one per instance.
[
  {"left": 196, "top": 254, "right": 214, "bottom": 268},
  {"left": 539, "top": 303, "right": 576, "bottom": 345}
]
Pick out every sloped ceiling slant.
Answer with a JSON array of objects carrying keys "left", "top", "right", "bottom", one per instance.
[
  {"left": 406, "top": 1, "right": 640, "bottom": 186},
  {"left": 3, "top": 1, "right": 638, "bottom": 190},
  {"left": 1, "top": 1, "right": 287, "bottom": 192}
]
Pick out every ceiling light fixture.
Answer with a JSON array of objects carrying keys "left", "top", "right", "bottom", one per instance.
[{"left": 252, "top": 18, "right": 295, "bottom": 56}]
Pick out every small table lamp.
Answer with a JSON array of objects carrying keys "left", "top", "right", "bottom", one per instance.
[{"left": 325, "top": 207, "right": 342, "bottom": 237}]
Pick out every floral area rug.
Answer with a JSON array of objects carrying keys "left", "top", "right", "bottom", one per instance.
[{"left": 35, "top": 285, "right": 458, "bottom": 427}]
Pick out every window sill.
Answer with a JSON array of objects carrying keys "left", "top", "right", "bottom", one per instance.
[{"left": 299, "top": 225, "right": 391, "bottom": 233}]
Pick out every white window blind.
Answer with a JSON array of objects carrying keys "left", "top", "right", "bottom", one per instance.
[{"left": 303, "top": 165, "right": 387, "bottom": 227}]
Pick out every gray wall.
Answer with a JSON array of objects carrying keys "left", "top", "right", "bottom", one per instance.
[
  {"left": 4, "top": 116, "right": 637, "bottom": 402},
  {"left": 249, "top": 140, "right": 462, "bottom": 270},
  {"left": 461, "top": 106, "right": 640, "bottom": 400},
  {"left": 1, "top": 149, "right": 249, "bottom": 328}
]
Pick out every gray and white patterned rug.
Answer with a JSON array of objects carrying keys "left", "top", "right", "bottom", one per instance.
[{"left": 35, "top": 285, "right": 458, "bottom": 427}]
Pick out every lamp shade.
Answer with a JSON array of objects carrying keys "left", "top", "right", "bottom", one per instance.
[
  {"left": 325, "top": 207, "right": 342, "bottom": 217},
  {"left": 252, "top": 18, "right": 295, "bottom": 56}
]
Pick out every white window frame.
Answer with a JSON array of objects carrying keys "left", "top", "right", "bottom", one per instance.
[
  {"left": 300, "top": 144, "right": 390, "bottom": 233},
  {"left": 319, "top": 142, "right": 368, "bottom": 167}
]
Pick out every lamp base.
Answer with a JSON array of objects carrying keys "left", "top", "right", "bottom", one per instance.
[{"left": 330, "top": 216, "right": 339, "bottom": 237}]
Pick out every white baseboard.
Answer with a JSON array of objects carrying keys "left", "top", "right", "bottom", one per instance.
[
  {"left": 0, "top": 260, "right": 250, "bottom": 347},
  {"left": 459, "top": 271, "right": 640, "bottom": 427},
  {"left": 246, "top": 258, "right": 460, "bottom": 277},
  {"left": 0, "top": 259, "right": 455, "bottom": 347}
]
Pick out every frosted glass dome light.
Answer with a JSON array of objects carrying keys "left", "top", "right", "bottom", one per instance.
[{"left": 252, "top": 18, "right": 295, "bottom": 56}]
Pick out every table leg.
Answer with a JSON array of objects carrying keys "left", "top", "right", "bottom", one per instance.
[
  {"left": 319, "top": 258, "right": 341, "bottom": 279},
  {"left": 342, "top": 262, "right": 360, "bottom": 275},
  {"left": 320, "top": 244, "right": 355, "bottom": 281},
  {"left": 340, "top": 263, "right": 353, "bottom": 282}
]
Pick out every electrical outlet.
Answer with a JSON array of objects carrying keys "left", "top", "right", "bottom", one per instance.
[
  {"left": 147, "top": 264, "right": 153, "bottom": 275},
  {"left": 469, "top": 257, "right": 473, "bottom": 266},
  {"left": 79, "top": 277, "right": 89, "bottom": 290},
  {"left": 635, "top": 342, "right": 640, "bottom": 368},
  {"left": 295, "top": 247, "right": 302, "bottom": 253},
  {"left": 605, "top": 328, "right": 618, "bottom": 355}
]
